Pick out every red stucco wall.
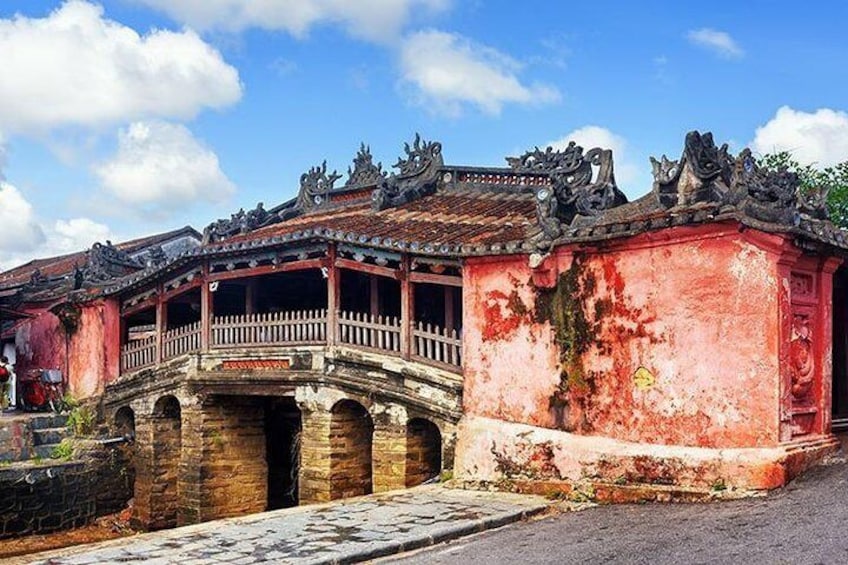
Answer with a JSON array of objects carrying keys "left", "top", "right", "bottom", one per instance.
[
  {"left": 463, "top": 223, "right": 789, "bottom": 449},
  {"left": 14, "top": 299, "right": 120, "bottom": 401}
]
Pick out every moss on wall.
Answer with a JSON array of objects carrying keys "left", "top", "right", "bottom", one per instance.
[{"left": 535, "top": 254, "right": 612, "bottom": 430}]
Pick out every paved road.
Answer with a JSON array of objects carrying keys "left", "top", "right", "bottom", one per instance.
[
  {"left": 391, "top": 454, "right": 848, "bottom": 565},
  {"left": 20, "top": 487, "right": 546, "bottom": 565}
]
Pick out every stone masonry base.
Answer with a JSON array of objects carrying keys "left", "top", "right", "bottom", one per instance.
[{"left": 454, "top": 416, "right": 839, "bottom": 501}]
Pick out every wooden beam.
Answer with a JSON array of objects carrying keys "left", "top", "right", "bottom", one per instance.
[
  {"left": 121, "top": 296, "right": 158, "bottom": 318},
  {"left": 326, "top": 244, "right": 339, "bottom": 346},
  {"left": 409, "top": 271, "right": 463, "bottom": 287},
  {"left": 159, "top": 278, "right": 203, "bottom": 304},
  {"left": 207, "top": 258, "right": 323, "bottom": 282},
  {"left": 335, "top": 258, "right": 400, "bottom": 280}
]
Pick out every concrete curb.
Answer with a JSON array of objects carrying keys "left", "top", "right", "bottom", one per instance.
[{"left": 323, "top": 504, "right": 548, "bottom": 565}]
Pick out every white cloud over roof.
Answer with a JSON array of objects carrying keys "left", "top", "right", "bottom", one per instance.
[
  {"left": 399, "top": 30, "right": 560, "bottom": 116},
  {"left": 752, "top": 106, "right": 848, "bottom": 168},
  {"left": 0, "top": 1, "right": 242, "bottom": 134},
  {"left": 94, "top": 120, "right": 236, "bottom": 215}
]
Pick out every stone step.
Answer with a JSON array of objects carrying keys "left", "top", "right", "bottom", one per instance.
[
  {"left": 30, "top": 414, "right": 69, "bottom": 430},
  {"left": 33, "top": 427, "right": 68, "bottom": 446}
]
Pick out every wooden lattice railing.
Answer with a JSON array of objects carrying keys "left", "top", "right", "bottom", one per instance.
[
  {"left": 338, "top": 311, "right": 401, "bottom": 353},
  {"left": 120, "top": 334, "right": 157, "bottom": 372},
  {"left": 162, "top": 321, "right": 202, "bottom": 360},
  {"left": 413, "top": 322, "right": 462, "bottom": 368},
  {"left": 211, "top": 310, "right": 327, "bottom": 347},
  {"left": 121, "top": 309, "right": 462, "bottom": 374}
]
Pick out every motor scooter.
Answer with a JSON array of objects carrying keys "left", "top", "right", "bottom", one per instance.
[{"left": 19, "top": 369, "right": 65, "bottom": 412}]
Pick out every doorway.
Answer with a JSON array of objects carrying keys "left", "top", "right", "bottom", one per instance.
[{"left": 265, "top": 398, "right": 301, "bottom": 510}]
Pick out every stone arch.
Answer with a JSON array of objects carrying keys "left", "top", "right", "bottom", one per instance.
[
  {"left": 147, "top": 394, "right": 181, "bottom": 530},
  {"left": 406, "top": 418, "right": 442, "bottom": 487},
  {"left": 114, "top": 406, "right": 135, "bottom": 439},
  {"left": 330, "top": 399, "right": 374, "bottom": 499}
]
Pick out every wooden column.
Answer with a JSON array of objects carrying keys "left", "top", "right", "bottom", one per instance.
[
  {"left": 155, "top": 287, "right": 167, "bottom": 364},
  {"left": 200, "top": 264, "right": 212, "bottom": 351},
  {"left": 370, "top": 275, "right": 380, "bottom": 317},
  {"left": 245, "top": 279, "right": 258, "bottom": 315},
  {"left": 326, "top": 245, "right": 339, "bottom": 346},
  {"left": 400, "top": 256, "right": 414, "bottom": 360},
  {"left": 444, "top": 286, "right": 455, "bottom": 331}
]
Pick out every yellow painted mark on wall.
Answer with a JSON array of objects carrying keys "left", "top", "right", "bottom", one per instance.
[{"left": 633, "top": 366, "right": 656, "bottom": 390}]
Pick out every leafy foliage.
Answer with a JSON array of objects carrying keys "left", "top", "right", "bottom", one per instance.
[
  {"left": 51, "top": 438, "right": 75, "bottom": 460},
  {"left": 760, "top": 151, "right": 848, "bottom": 227},
  {"left": 67, "top": 404, "right": 96, "bottom": 437}
]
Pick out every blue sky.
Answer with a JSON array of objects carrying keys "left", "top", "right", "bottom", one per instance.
[{"left": 2, "top": 0, "right": 848, "bottom": 269}]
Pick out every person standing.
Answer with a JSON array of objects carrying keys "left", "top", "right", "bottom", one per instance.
[{"left": 0, "top": 355, "right": 13, "bottom": 410}]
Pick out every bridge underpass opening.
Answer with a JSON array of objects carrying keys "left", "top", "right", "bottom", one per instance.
[
  {"left": 265, "top": 398, "right": 301, "bottom": 510},
  {"left": 330, "top": 399, "right": 374, "bottom": 500},
  {"left": 113, "top": 406, "right": 137, "bottom": 507},
  {"left": 406, "top": 418, "right": 442, "bottom": 487}
]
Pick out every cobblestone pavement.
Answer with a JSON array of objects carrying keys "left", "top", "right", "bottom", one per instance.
[
  {"left": 391, "top": 453, "right": 848, "bottom": 565},
  {"left": 19, "top": 487, "right": 547, "bottom": 564}
]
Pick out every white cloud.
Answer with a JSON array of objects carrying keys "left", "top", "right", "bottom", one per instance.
[
  {"left": 752, "top": 106, "right": 848, "bottom": 168},
  {"left": 547, "top": 126, "right": 640, "bottom": 189},
  {"left": 94, "top": 120, "right": 236, "bottom": 214},
  {"left": 0, "top": 1, "right": 242, "bottom": 135},
  {"left": 134, "top": 0, "right": 449, "bottom": 43},
  {"left": 686, "top": 28, "right": 744, "bottom": 59},
  {"left": 0, "top": 213, "right": 114, "bottom": 272},
  {"left": 0, "top": 173, "right": 116, "bottom": 270},
  {"left": 0, "top": 182, "right": 45, "bottom": 254},
  {"left": 51, "top": 218, "right": 113, "bottom": 255},
  {"left": 399, "top": 30, "right": 560, "bottom": 116}
]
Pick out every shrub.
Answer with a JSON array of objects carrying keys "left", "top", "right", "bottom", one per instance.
[
  {"left": 51, "top": 438, "right": 75, "bottom": 460},
  {"left": 67, "top": 405, "right": 96, "bottom": 437}
]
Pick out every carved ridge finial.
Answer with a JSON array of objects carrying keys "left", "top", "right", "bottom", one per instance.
[
  {"left": 372, "top": 133, "right": 444, "bottom": 211},
  {"left": 345, "top": 143, "right": 386, "bottom": 187}
]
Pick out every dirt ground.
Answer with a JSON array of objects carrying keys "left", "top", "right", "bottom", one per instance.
[{"left": 0, "top": 508, "right": 136, "bottom": 559}]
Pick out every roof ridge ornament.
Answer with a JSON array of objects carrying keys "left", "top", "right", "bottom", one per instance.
[
  {"left": 651, "top": 131, "right": 733, "bottom": 208},
  {"left": 650, "top": 130, "right": 829, "bottom": 224},
  {"left": 297, "top": 160, "right": 343, "bottom": 212},
  {"left": 83, "top": 241, "right": 143, "bottom": 283},
  {"left": 202, "top": 202, "right": 271, "bottom": 244},
  {"left": 345, "top": 143, "right": 386, "bottom": 188},
  {"left": 372, "top": 133, "right": 444, "bottom": 211},
  {"left": 520, "top": 141, "right": 627, "bottom": 246},
  {"left": 507, "top": 142, "right": 585, "bottom": 174}
]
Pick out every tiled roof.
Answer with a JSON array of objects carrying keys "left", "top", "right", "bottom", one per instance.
[
  {"left": 218, "top": 187, "right": 536, "bottom": 250},
  {"left": 0, "top": 226, "right": 199, "bottom": 288}
]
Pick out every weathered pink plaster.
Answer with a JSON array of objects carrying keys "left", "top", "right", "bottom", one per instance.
[
  {"left": 459, "top": 223, "right": 840, "bottom": 489},
  {"left": 14, "top": 299, "right": 120, "bottom": 400}
]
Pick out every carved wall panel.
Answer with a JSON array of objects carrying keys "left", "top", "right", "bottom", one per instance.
[{"left": 787, "top": 271, "right": 821, "bottom": 438}]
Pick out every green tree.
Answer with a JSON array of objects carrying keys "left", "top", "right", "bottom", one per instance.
[{"left": 760, "top": 151, "right": 848, "bottom": 228}]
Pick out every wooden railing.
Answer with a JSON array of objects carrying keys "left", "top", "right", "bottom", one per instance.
[
  {"left": 121, "top": 309, "right": 462, "bottom": 374},
  {"left": 120, "top": 335, "right": 157, "bottom": 373},
  {"left": 211, "top": 310, "right": 327, "bottom": 347},
  {"left": 162, "top": 321, "right": 202, "bottom": 360},
  {"left": 338, "top": 311, "right": 401, "bottom": 353},
  {"left": 413, "top": 322, "right": 462, "bottom": 368}
]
